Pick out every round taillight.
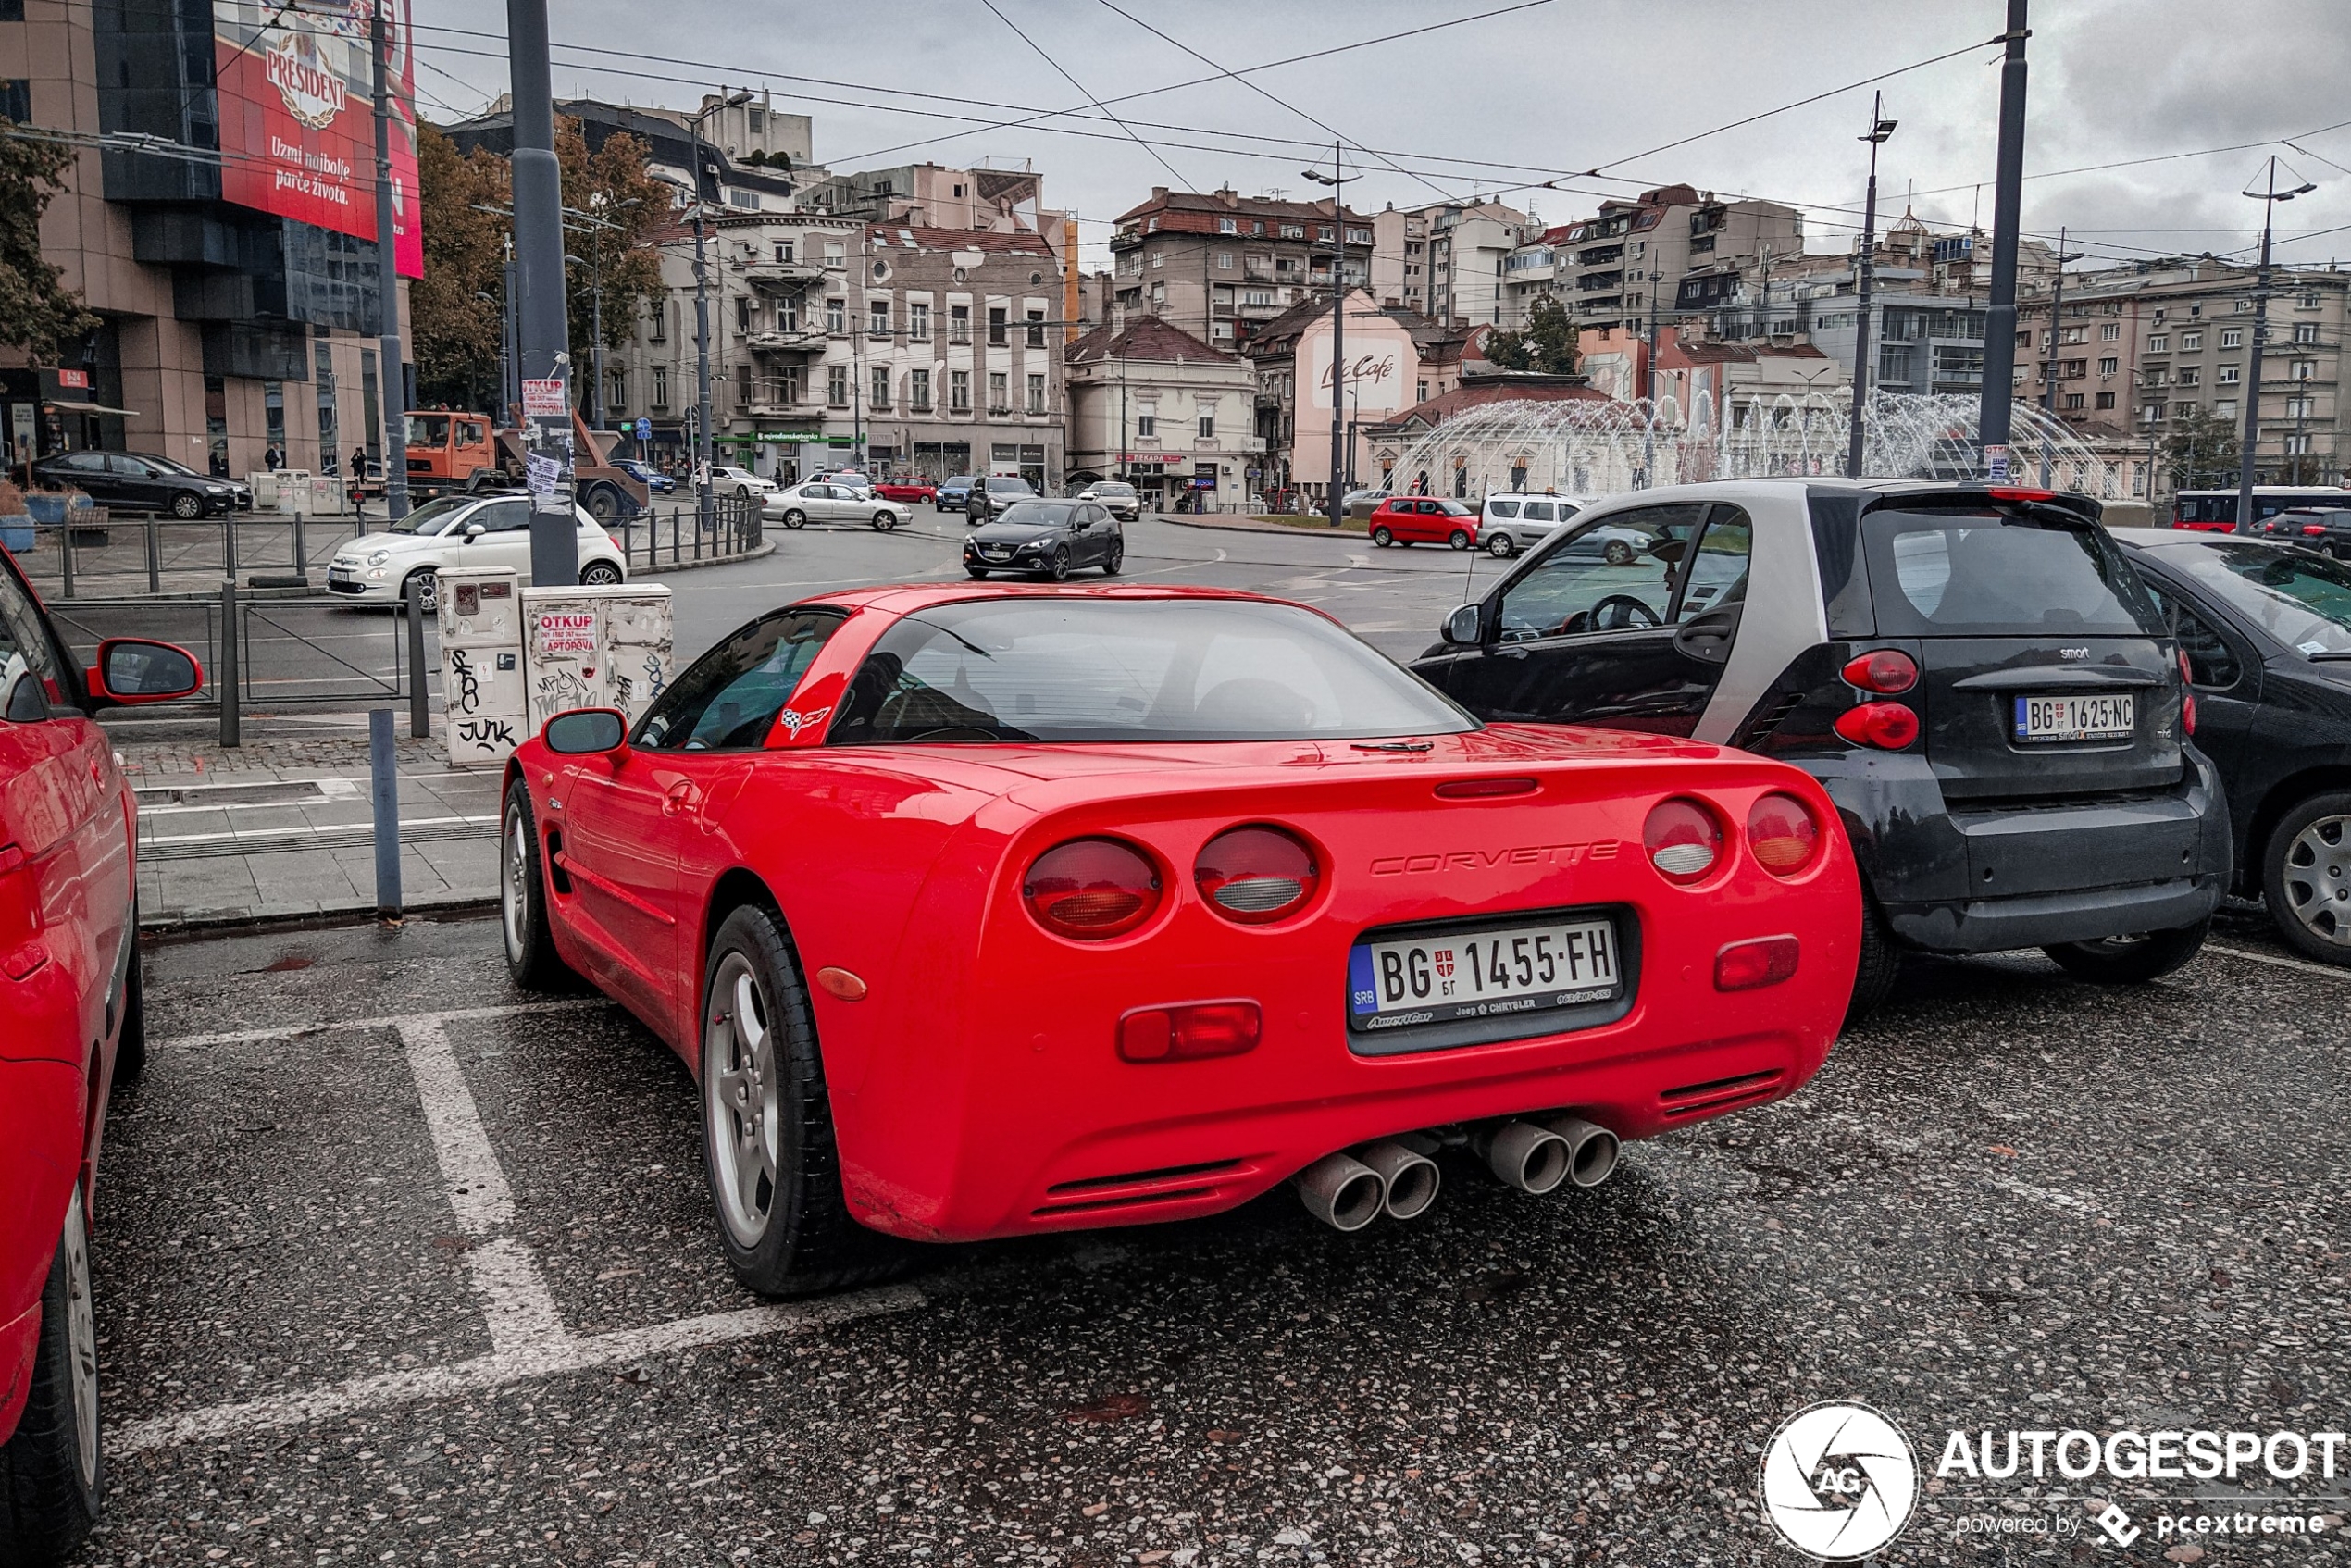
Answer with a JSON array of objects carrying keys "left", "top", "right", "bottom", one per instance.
[
  {"left": 1840, "top": 648, "right": 1919, "bottom": 694},
  {"left": 1023, "top": 838, "right": 1163, "bottom": 939},
  {"left": 1833, "top": 701, "right": 1921, "bottom": 750},
  {"left": 1194, "top": 825, "right": 1319, "bottom": 925},
  {"left": 1643, "top": 799, "right": 1723, "bottom": 884},
  {"left": 1746, "top": 792, "right": 1822, "bottom": 876}
]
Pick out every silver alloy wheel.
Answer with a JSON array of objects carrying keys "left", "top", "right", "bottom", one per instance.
[
  {"left": 2283, "top": 814, "right": 2351, "bottom": 946},
  {"left": 62, "top": 1186, "right": 97, "bottom": 1491},
  {"left": 705, "top": 952, "right": 780, "bottom": 1248},
  {"left": 408, "top": 568, "right": 438, "bottom": 611},
  {"left": 581, "top": 562, "right": 621, "bottom": 586},
  {"left": 501, "top": 799, "right": 529, "bottom": 964}
]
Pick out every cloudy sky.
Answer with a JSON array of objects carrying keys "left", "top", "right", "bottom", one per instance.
[{"left": 409, "top": 0, "right": 2351, "bottom": 276}]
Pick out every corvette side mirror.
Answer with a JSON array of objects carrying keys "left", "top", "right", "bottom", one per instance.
[
  {"left": 543, "top": 707, "right": 628, "bottom": 755},
  {"left": 1442, "top": 604, "right": 1483, "bottom": 645}
]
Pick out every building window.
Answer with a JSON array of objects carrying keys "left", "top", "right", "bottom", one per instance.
[
  {"left": 2098, "top": 357, "right": 2118, "bottom": 376},
  {"left": 2063, "top": 392, "right": 2084, "bottom": 410},
  {"left": 2172, "top": 401, "right": 2198, "bottom": 418},
  {"left": 735, "top": 295, "right": 751, "bottom": 334},
  {"left": 988, "top": 306, "right": 1008, "bottom": 347},
  {"left": 2217, "top": 365, "right": 2241, "bottom": 384},
  {"left": 773, "top": 240, "right": 795, "bottom": 263},
  {"left": 2146, "top": 334, "right": 2169, "bottom": 353},
  {"left": 0, "top": 80, "right": 27, "bottom": 122},
  {"left": 608, "top": 368, "right": 627, "bottom": 412},
  {"left": 827, "top": 365, "right": 850, "bottom": 407},
  {"left": 2181, "top": 330, "right": 2201, "bottom": 350},
  {"left": 2177, "top": 367, "right": 2200, "bottom": 388},
  {"left": 1026, "top": 373, "right": 1046, "bottom": 414},
  {"left": 869, "top": 300, "right": 890, "bottom": 339},
  {"left": 909, "top": 368, "right": 931, "bottom": 411},
  {"left": 987, "top": 371, "right": 1009, "bottom": 413},
  {"left": 1215, "top": 252, "right": 1234, "bottom": 270},
  {"left": 824, "top": 243, "right": 846, "bottom": 268},
  {"left": 735, "top": 363, "right": 753, "bottom": 404},
  {"left": 2100, "top": 322, "right": 2120, "bottom": 341},
  {"left": 314, "top": 342, "right": 339, "bottom": 469},
  {"left": 827, "top": 297, "right": 846, "bottom": 333},
  {"left": 1416, "top": 380, "right": 1428, "bottom": 401},
  {"left": 2143, "top": 403, "right": 2164, "bottom": 424},
  {"left": 2221, "top": 329, "right": 2244, "bottom": 348},
  {"left": 1196, "top": 410, "right": 1215, "bottom": 440},
  {"left": 2096, "top": 391, "right": 2116, "bottom": 410},
  {"left": 910, "top": 302, "right": 930, "bottom": 341},
  {"left": 2286, "top": 394, "right": 2315, "bottom": 417},
  {"left": 652, "top": 367, "right": 669, "bottom": 408},
  {"left": 871, "top": 367, "right": 891, "bottom": 410},
  {"left": 649, "top": 301, "right": 667, "bottom": 342},
  {"left": 1026, "top": 309, "right": 1046, "bottom": 348},
  {"left": 2293, "top": 359, "right": 2317, "bottom": 380},
  {"left": 1217, "top": 217, "right": 1237, "bottom": 235},
  {"left": 2295, "top": 321, "right": 2320, "bottom": 343},
  {"left": 2214, "top": 399, "right": 2236, "bottom": 419},
  {"left": 2235, "top": 298, "right": 2255, "bottom": 312},
  {"left": 950, "top": 304, "right": 971, "bottom": 344},
  {"left": 1135, "top": 413, "right": 1156, "bottom": 439},
  {"left": 950, "top": 369, "right": 971, "bottom": 411}
]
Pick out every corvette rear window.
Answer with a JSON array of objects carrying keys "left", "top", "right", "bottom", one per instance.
[
  {"left": 827, "top": 600, "right": 1475, "bottom": 744},
  {"left": 1861, "top": 509, "right": 2162, "bottom": 637}
]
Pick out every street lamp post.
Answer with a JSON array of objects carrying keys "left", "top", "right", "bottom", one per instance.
[
  {"left": 2237, "top": 156, "right": 2318, "bottom": 531},
  {"left": 1846, "top": 97, "right": 1897, "bottom": 480},
  {"left": 686, "top": 91, "right": 751, "bottom": 529},
  {"left": 367, "top": 0, "right": 409, "bottom": 522},
  {"left": 1639, "top": 268, "right": 1664, "bottom": 487},
  {"left": 1302, "top": 146, "right": 1357, "bottom": 532},
  {"left": 1977, "top": 0, "right": 2031, "bottom": 480}
]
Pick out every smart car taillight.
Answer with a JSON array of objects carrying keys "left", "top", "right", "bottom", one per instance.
[
  {"left": 1195, "top": 826, "right": 1319, "bottom": 924},
  {"left": 1023, "top": 838, "right": 1162, "bottom": 939},
  {"left": 2179, "top": 648, "right": 2197, "bottom": 736},
  {"left": 1745, "top": 793, "right": 1822, "bottom": 876},
  {"left": 1117, "top": 1002, "right": 1263, "bottom": 1063},
  {"left": 1840, "top": 648, "right": 1918, "bottom": 694},
  {"left": 1715, "top": 935, "right": 1800, "bottom": 991},
  {"left": 1833, "top": 702, "right": 1921, "bottom": 749},
  {"left": 1643, "top": 799, "right": 1723, "bottom": 883}
]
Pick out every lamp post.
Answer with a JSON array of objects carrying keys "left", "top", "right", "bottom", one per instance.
[
  {"left": 1976, "top": 0, "right": 2030, "bottom": 480},
  {"left": 505, "top": 0, "right": 577, "bottom": 587},
  {"left": 1846, "top": 96, "right": 1897, "bottom": 480},
  {"left": 367, "top": 0, "right": 409, "bottom": 522},
  {"left": 2236, "top": 155, "right": 2318, "bottom": 531},
  {"left": 1302, "top": 146, "right": 1358, "bottom": 532},
  {"left": 685, "top": 91, "right": 752, "bottom": 529},
  {"left": 1639, "top": 268, "right": 1664, "bottom": 487}
]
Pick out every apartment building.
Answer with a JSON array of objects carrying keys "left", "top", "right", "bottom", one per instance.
[
  {"left": 442, "top": 91, "right": 809, "bottom": 213},
  {"left": 1108, "top": 187, "right": 1374, "bottom": 349},
  {"left": 1370, "top": 199, "right": 1529, "bottom": 326},
  {"left": 1064, "top": 317, "right": 1259, "bottom": 509},
  {"left": 1501, "top": 186, "right": 1804, "bottom": 334}
]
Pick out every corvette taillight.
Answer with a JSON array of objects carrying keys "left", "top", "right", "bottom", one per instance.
[
  {"left": 1715, "top": 935, "right": 1801, "bottom": 991},
  {"left": 1194, "top": 825, "right": 1319, "bottom": 924},
  {"left": 1117, "top": 1001, "right": 1262, "bottom": 1063},
  {"left": 1746, "top": 793, "right": 1822, "bottom": 876},
  {"left": 1643, "top": 799, "right": 1723, "bottom": 884},
  {"left": 1023, "top": 838, "right": 1162, "bottom": 940},
  {"left": 1840, "top": 648, "right": 1918, "bottom": 694},
  {"left": 1834, "top": 701, "right": 1921, "bottom": 750}
]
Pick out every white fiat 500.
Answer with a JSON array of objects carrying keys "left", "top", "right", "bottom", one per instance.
[{"left": 326, "top": 493, "right": 627, "bottom": 608}]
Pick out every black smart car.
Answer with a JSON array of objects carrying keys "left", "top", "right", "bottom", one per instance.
[
  {"left": 1412, "top": 479, "right": 2230, "bottom": 1014},
  {"left": 964, "top": 499, "right": 1125, "bottom": 579},
  {"left": 2115, "top": 528, "right": 2351, "bottom": 963},
  {"left": 31, "top": 451, "right": 249, "bottom": 516}
]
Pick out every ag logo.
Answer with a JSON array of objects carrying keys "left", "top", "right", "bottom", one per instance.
[{"left": 1759, "top": 1401, "right": 1917, "bottom": 1559}]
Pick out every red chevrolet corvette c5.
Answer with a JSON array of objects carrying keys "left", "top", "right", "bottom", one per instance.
[{"left": 501, "top": 585, "right": 1859, "bottom": 1296}]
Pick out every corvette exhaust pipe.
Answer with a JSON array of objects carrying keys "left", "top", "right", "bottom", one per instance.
[
  {"left": 1352, "top": 1139, "right": 1442, "bottom": 1221},
  {"left": 1472, "top": 1120, "right": 1572, "bottom": 1195},
  {"left": 1293, "top": 1152, "right": 1386, "bottom": 1232},
  {"left": 1544, "top": 1116, "right": 1622, "bottom": 1189}
]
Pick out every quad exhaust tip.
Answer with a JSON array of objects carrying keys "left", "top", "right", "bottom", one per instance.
[
  {"left": 1545, "top": 1115, "right": 1621, "bottom": 1189},
  {"left": 1353, "top": 1139, "right": 1442, "bottom": 1221},
  {"left": 1474, "top": 1120, "right": 1573, "bottom": 1195},
  {"left": 1293, "top": 1152, "right": 1386, "bottom": 1232}
]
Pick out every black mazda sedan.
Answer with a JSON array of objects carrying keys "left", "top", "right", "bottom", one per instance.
[{"left": 964, "top": 499, "right": 1126, "bottom": 579}]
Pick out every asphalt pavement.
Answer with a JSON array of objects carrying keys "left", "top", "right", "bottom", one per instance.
[{"left": 72, "top": 902, "right": 2350, "bottom": 1566}]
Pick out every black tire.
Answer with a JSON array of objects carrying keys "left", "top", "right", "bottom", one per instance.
[
  {"left": 501, "top": 783, "right": 577, "bottom": 992},
  {"left": 699, "top": 904, "right": 900, "bottom": 1297},
  {"left": 1844, "top": 892, "right": 1899, "bottom": 1025},
  {"left": 1604, "top": 539, "right": 1635, "bottom": 566},
  {"left": 0, "top": 1189, "right": 102, "bottom": 1564},
  {"left": 779, "top": 509, "right": 805, "bottom": 530},
  {"left": 1449, "top": 529, "right": 1472, "bottom": 551},
  {"left": 1371, "top": 526, "right": 1394, "bottom": 548},
  {"left": 964, "top": 566, "right": 989, "bottom": 579},
  {"left": 169, "top": 491, "right": 204, "bottom": 520},
  {"left": 1487, "top": 532, "right": 1515, "bottom": 558},
  {"left": 113, "top": 924, "right": 146, "bottom": 1084},
  {"left": 1048, "top": 546, "right": 1072, "bottom": 582},
  {"left": 404, "top": 567, "right": 439, "bottom": 613},
  {"left": 583, "top": 484, "right": 621, "bottom": 522},
  {"left": 2043, "top": 917, "right": 2211, "bottom": 984},
  {"left": 1101, "top": 536, "right": 1124, "bottom": 576},
  {"left": 580, "top": 561, "right": 622, "bottom": 587},
  {"left": 735, "top": 485, "right": 753, "bottom": 501},
  {"left": 2260, "top": 790, "right": 2351, "bottom": 964},
  {"left": 871, "top": 511, "right": 896, "bottom": 532}
]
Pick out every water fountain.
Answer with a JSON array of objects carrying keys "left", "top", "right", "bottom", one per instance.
[{"left": 1375, "top": 391, "right": 2136, "bottom": 503}]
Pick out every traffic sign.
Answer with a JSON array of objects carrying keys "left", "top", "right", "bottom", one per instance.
[{"left": 634, "top": 417, "right": 651, "bottom": 442}]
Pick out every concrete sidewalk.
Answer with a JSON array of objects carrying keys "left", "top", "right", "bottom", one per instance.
[{"left": 114, "top": 712, "right": 501, "bottom": 929}]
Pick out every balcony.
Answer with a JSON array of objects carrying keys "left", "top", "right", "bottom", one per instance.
[
  {"left": 743, "top": 260, "right": 825, "bottom": 290},
  {"left": 744, "top": 396, "right": 814, "bottom": 419},
  {"left": 748, "top": 327, "right": 824, "bottom": 354}
]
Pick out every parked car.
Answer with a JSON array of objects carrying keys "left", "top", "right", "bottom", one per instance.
[
  {"left": 2255, "top": 506, "right": 2351, "bottom": 556},
  {"left": 324, "top": 492, "right": 626, "bottom": 608},
  {"left": 1368, "top": 496, "right": 1480, "bottom": 549},
  {"left": 1479, "top": 495, "right": 1584, "bottom": 558},
  {"left": 764, "top": 481, "right": 911, "bottom": 532},
  {"left": 964, "top": 499, "right": 1125, "bottom": 579},
  {"left": 498, "top": 585, "right": 1860, "bottom": 1295},
  {"left": 29, "top": 450, "right": 248, "bottom": 518},
  {"left": 2115, "top": 528, "right": 2351, "bottom": 963},
  {"left": 812, "top": 470, "right": 876, "bottom": 499},
  {"left": 1075, "top": 480, "right": 1143, "bottom": 522},
  {"left": 0, "top": 545, "right": 203, "bottom": 1560},
  {"left": 874, "top": 479, "right": 938, "bottom": 504},
  {"left": 614, "top": 457, "right": 676, "bottom": 495},
  {"left": 1343, "top": 488, "right": 1391, "bottom": 522},
  {"left": 703, "top": 463, "right": 775, "bottom": 500},
  {"left": 1412, "top": 479, "right": 2229, "bottom": 1014},
  {"left": 965, "top": 474, "right": 1039, "bottom": 524},
  {"left": 937, "top": 475, "right": 976, "bottom": 514}
]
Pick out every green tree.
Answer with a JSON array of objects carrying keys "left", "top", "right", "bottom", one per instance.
[
  {"left": 410, "top": 122, "right": 509, "bottom": 412},
  {"left": 1480, "top": 295, "right": 1578, "bottom": 375},
  {"left": 556, "top": 119, "right": 670, "bottom": 382},
  {"left": 2164, "top": 404, "right": 2241, "bottom": 492},
  {"left": 0, "top": 121, "right": 99, "bottom": 360}
]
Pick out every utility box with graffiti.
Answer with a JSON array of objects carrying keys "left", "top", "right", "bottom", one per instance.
[
  {"left": 519, "top": 584, "right": 676, "bottom": 740},
  {"left": 438, "top": 566, "right": 529, "bottom": 766}
]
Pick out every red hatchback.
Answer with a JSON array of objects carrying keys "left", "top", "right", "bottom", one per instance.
[
  {"left": 0, "top": 547, "right": 199, "bottom": 1562},
  {"left": 1369, "top": 496, "right": 1480, "bottom": 550}
]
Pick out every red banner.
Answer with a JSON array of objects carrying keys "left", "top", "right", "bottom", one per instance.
[{"left": 214, "top": 1, "right": 423, "bottom": 278}]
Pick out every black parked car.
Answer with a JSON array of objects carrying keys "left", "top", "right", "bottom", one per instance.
[
  {"left": 1412, "top": 479, "right": 2229, "bottom": 1014},
  {"left": 964, "top": 474, "right": 1037, "bottom": 524},
  {"left": 2116, "top": 528, "right": 2351, "bottom": 963},
  {"left": 964, "top": 499, "right": 1124, "bottom": 579},
  {"left": 2255, "top": 506, "right": 2351, "bottom": 557},
  {"left": 31, "top": 451, "right": 248, "bottom": 517}
]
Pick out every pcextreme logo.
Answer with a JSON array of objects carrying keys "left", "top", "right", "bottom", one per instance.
[{"left": 1760, "top": 1401, "right": 1920, "bottom": 1559}]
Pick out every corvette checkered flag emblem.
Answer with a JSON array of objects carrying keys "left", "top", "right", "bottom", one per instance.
[{"left": 1759, "top": 1401, "right": 1919, "bottom": 1559}]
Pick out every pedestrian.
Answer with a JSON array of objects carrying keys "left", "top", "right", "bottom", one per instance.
[
  {"left": 351, "top": 445, "right": 368, "bottom": 479},
  {"left": 265, "top": 444, "right": 284, "bottom": 471}
]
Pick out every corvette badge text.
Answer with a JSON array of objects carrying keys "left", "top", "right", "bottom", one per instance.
[
  {"left": 1760, "top": 1402, "right": 2347, "bottom": 1558},
  {"left": 1369, "top": 840, "right": 1620, "bottom": 877}
]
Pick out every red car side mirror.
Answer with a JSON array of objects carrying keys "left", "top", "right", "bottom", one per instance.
[{"left": 86, "top": 638, "right": 204, "bottom": 707}]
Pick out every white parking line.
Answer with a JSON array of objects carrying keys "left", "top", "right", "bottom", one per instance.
[
  {"left": 2206, "top": 941, "right": 2351, "bottom": 980},
  {"left": 153, "top": 996, "right": 616, "bottom": 1052}
]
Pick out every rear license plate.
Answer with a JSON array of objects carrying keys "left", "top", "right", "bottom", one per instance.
[
  {"left": 1349, "top": 915, "right": 1621, "bottom": 1034},
  {"left": 2013, "top": 692, "right": 2135, "bottom": 742}
]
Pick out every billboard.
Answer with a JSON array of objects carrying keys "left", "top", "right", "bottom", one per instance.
[{"left": 213, "top": 1, "right": 423, "bottom": 278}]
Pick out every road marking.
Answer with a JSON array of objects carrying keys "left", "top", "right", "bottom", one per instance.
[
  {"left": 141, "top": 813, "right": 495, "bottom": 847},
  {"left": 153, "top": 996, "right": 616, "bottom": 1052},
  {"left": 398, "top": 1019, "right": 517, "bottom": 1236},
  {"left": 2206, "top": 941, "right": 2351, "bottom": 980},
  {"left": 109, "top": 1287, "right": 922, "bottom": 1454}
]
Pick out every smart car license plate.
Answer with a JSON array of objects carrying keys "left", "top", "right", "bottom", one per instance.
[
  {"left": 2013, "top": 693, "right": 2135, "bottom": 742},
  {"left": 1349, "top": 915, "right": 1621, "bottom": 1033}
]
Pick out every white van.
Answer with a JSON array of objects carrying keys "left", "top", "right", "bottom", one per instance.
[{"left": 1478, "top": 494, "right": 1584, "bottom": 557}]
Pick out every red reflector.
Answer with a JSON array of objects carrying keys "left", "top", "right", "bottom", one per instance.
[
  {"left": 1746, "top": 793, "right": 1822, "bottom": 876},
  {"left": 1839, "top": 648, "right": 1918, "bottom": 694},
  {"left": 1194, "top": 825, "right": 1320, "bottom": 925},
  {"left": 1024, "top": 838, "right": 1163, "bottom": 940},
  {"left": 1833, "top": 701, "right": 1920, "bottom": 750},
  {"left": 1117, "top": 1002, "right": 1263, "bottom": 1063},
  {"left": 1715, "top": 936, "right": 1800, "bottom": 992},
  {"left": 1434, "top": 777, "right": 1539, "bottom": 799},
  {"left": 1643, "top": 798, "right": 1723, "bottom": 884}
]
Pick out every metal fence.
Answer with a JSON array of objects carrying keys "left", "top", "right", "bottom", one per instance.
[{"left": 614, "top": 496, "right": 763, "bottom": 569}]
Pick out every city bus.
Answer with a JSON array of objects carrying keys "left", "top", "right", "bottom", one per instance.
[{"left": 2172, "top": 486, "right": 2351, "bottom": 531}]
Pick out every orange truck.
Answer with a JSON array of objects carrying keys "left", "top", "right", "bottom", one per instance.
[{"left": 403, "top": 407, "right": 648, "bottom": 520}]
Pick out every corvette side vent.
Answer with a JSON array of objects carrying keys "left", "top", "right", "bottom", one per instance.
[
  {"left": 1045, "top": 1158, "right": 1245, "bottom": 1195},
  {"left": 1033, "top": 1157, "right": 1250, "bottom": 1218},
  {"left": 1659, "top": 1068, "right": 1785, "bottom": 1119}
]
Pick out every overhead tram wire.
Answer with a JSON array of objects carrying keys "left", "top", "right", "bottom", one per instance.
[{"left": 976, "top": 0, "right": 1191, "bottom": 188}]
